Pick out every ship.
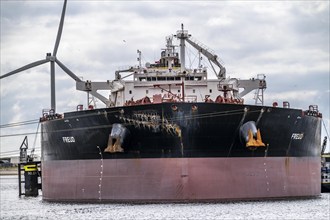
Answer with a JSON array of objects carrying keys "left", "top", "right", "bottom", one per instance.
[
  {"left": 1, "top": 0, "right": 323, "bottom": 202},
  {"left": 321, "top": 154, "right": 330, "bottom": 193},
  {"left": 321, "top": 137, "right": 330, "bottom": 193}
]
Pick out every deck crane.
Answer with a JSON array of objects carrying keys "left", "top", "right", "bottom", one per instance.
[
  {"left": 76, "top": 67, "right": 134, "bottom": 107},
  {"left": 185, "top": 37, "right": 226, "bottom": 79},
  {"left": 175, "top": 24, "right": 226, "bottom": 79},
  {"left": 175, "top": 24, "right": 266, "bottom": 104}
]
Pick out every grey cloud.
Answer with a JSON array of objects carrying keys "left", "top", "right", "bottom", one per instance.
[{"left": 1, "top": 0, "right": 329, "bottom": 153}]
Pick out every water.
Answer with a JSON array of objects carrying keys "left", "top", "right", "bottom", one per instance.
[{"left": 1, "top": 175, "right": 329, "bottom": 220}]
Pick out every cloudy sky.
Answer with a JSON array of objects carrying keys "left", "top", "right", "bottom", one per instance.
[{"left": 1, "top": 0, "right": 329, "bottom": 156}]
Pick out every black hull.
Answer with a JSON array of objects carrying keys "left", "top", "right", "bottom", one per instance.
[
  {"left": 41, "top": 103, "right": 322, "bottom": 161},
  {"left": 40, "top": 102, "right": 322, "bottom": 202}
]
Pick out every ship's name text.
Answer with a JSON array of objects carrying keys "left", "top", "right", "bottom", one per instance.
[
  {"left": 62, "top": 136, "right": 75, "bottom": 143},
  {"left": 291, "top": 133, "right": 304, "bottom": 140}
]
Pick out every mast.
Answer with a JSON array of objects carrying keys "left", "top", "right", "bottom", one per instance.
[
  {"left": 175, "top": 24, "right": 190, "bottom": 73},
  {"left": 137, "top": 49, "right": 142, "bottom": 72}
]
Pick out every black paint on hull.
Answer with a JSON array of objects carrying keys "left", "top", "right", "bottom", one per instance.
[{"left": 41, "top": 103, "right": 321, "bottom": 161}]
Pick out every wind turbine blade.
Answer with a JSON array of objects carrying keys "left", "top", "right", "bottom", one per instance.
[
  {"left": 0, "top": 59, "right": 49, "bottom": 79},
  {"left": 55, "top": 59, "right": 82, "bottom": 82},
  {"left": 53, "top": 0, "right": 67, "bottom": 57}
]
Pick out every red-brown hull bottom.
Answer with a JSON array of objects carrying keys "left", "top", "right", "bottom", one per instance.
[{"left": 42, "top": 157, "right": 320, "bottom": 202}]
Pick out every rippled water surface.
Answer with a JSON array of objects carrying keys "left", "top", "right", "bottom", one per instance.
[{"left": 1, "top": 175, "right": 329, "bottom": 219}]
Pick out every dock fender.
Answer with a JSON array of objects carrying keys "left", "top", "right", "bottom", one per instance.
[{"left": 104, "top": 123, "right": 130, "bottom": 153}]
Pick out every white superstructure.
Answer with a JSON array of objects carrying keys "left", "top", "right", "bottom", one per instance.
[{"left": 76, "top": 24, "right": 266, "bottom": 108}]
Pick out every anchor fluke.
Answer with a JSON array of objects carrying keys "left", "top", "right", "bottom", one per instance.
[{"left": 240, "top": 121, "right": 265, "bottom": 149}]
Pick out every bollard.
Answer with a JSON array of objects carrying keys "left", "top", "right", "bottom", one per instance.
[{"left": 23, "top": 164, "right": 39, "bottom": 196}]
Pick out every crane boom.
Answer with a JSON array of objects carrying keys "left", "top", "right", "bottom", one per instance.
[{"left": 185, "top": 37, "right": 226, "bottom": 79}]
